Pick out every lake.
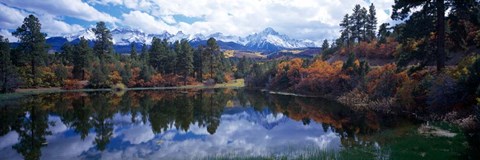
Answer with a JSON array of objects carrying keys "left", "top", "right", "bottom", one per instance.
[{"left": 0, "top": 89, "right": 477, "bottom": 159}]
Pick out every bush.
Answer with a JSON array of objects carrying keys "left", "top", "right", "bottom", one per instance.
[
  {"left": 62, "top": 79, "right": 85, "bottom": 90},
  {"left": 475, "top": 30, "right": 480, "bottom": 47},
  {"left": 111, "top": 83, "right": 127, "bottom": 91},
  {"left": 366, "top": 64, "right": 407, "bottom": 100}
]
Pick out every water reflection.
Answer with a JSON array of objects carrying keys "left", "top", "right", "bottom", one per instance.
[{"left": 0, "top": 89, "right": 467, "bottom": 159}]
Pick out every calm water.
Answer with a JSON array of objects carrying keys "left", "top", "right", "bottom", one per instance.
[{"left": 0, "top": 89, "right": 477, "bottom": 159}]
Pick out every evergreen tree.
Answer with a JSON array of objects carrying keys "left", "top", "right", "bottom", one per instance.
[
  {"left": 205, "top": 38, "right": 220, "bottom": 81},
  {"left": 176, "top": 39, "right": 194, "bottom": 85},
  {"left": 89, "top": 59, "right": 109, "bottom": 88},
  {"left": 55, "top": 64, "right": 68, "bottom": 86},
  {"left": 339, "top": 14, "right": 352, "bottom": 47},
  {"left": 236, "top": 56, "right": 248, "bottom": 78},
  {"left": 140, "top": 43, "right": 149, "bottom": 63},
  {"left": 13, "top": 15, "right": 48, "bottom": 87},
  {"left": 343, "top": 52, "right": 356, "bottom": 71},
  {"left": 60, "top": 42, "right": 74, "bottom": 65},
  {"left": 93, "top": 22, "right": 114, "bottom": 61},
  {"left": 392, "top": 0, "right": 446, "bottom": 71},
  {"left": 377, "top": 23, "right": 391, "bottom": 44},
  {"left": 73, "top": 37, "right": 92, "bottom": 80},
  {"left": 351, "top": 5, "right": 363, "bottom": 42},
  {"left": 130, "top": 42, "right": 137, "bottom": 59},
  {"left": 194, "top": 46, "right": 204, "bottom": 81},
  {"left": 140, "top": 64, "right": 153, "bottom": 82},
  {"left": 0, "top": 36, "right": 18, "bottom": 93},
  {"left": 149, "top": 38, "right": 169, "bottom": 73},
  {"left": 165, "top": 41, "right": 177, "bottom": 74},
  {"left": 121, "top": 63, "right": 132, "bottom": 85},
  {"left": 321, "top": 39, "right": 329, "bottom": 51},
  {"left": 366, "top": 3, "right": 377, "bottom": 41}
]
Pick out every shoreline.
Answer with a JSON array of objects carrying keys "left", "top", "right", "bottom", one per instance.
[
  {"left": 260, "top": 88, "right": 478, "bottom": 131},
  {"left": 0, "top": 80, "right": 245, "bottom": 101}
]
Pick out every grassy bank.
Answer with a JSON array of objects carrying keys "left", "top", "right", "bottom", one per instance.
[{"left": 0, "top": 79, "right": 245, "bottom": 101}]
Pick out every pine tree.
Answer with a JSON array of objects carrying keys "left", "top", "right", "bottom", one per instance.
[
  {"left": 93, "top": 22, "right": 114, "bottom": 61},
  {"left": 236, "top": 56, "right": 248, "bottom": 78},
  {"left": 140, "top": 64, "right": 153, "bottom": 82},
  {"left": 55, "top": 64, "right": 68, "bottom": 86},
  {"left": 339, "top": 14, "right": 352, "bottom": 47},
  {"left": 149, "top": 38, "right": 170, "bottom": 74},
  {"left": 194, "top": 46, "right": 204, "bottom": 81},
  {"left": 60, "top": 42, "right": 74, "bottom": 65},
  {"left": 130, "top": 42, "right": 137, "bottom": 59},
  {"left": 351, "top": 5, "right": 362, "bottom": 43},
  {"left": 73, "top": 37, "right": 92, "bottom": 80},
  {"left": 121, "top": 63, "right": 132, "bottom": 85},
  {"left": 89, "top": 59, "right": 110, "bottom": 88},
  {"left": 0, "top": 36, "right": 18, "bottom": 93},
  {"left": 321, "top": 39, "right": 329, "bottom": 51},
  {"left": 366, "top": 3, "right": 377, "bottom": 42},
  {"left": 377, "top": 23, "right": 391, "bottom": 44},
  {"left": 140, "top": 43, "right": 149, "bottom": 63},
  {"left": 205, "top": 38, "right": 220, "bottom": 81},
  {"left": 392, "top": 0, "right": 446, "bottom": 71},
  {"left": 13, "top": 15, "right": 48, "bottom": 87},
  {"left": 176, "top": 39, "right": 194, "bottom": 85},
  {"left": 165, "top": 42, "right": 177, "bottom": 74}
]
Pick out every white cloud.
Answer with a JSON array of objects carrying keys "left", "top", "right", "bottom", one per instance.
[
  {"left": 0, "top": 3, "right": 28, "bottom": 29},
  {"left": 121, "top": 0, "right": 395, "bottom": 41},
  {"left": 39, "top": 15, "right": 85, "bottom": 37},
  {"left": 1, "top": 0, "right": 396, "bottom": 42},
  {"left": 0, "top": 4, "right": 85, "bottom": 36},
  {"left": 121, "top": 10, "right": 176, "bottom": 33},
  {"left": 0, "top": 29, "right": 19, "bottom": 42},
  {"left": 1, "top": 0, "right": 118, "bottom": 23}
]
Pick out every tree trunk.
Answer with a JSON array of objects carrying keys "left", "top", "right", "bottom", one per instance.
[
  {"left": 436, "top": 0, "right": 446, "bottom": 72},
  {"left": 31, "top": 58, "right": 36, "bottom": 87}
]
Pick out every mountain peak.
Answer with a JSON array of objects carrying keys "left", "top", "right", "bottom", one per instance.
[{"left": 261, "top": 27, "right": 279, "bottom": 35}]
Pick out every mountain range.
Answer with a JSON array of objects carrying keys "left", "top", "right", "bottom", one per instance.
[{"left": 46, "top": 27, "right": 318, "bottom": 53}]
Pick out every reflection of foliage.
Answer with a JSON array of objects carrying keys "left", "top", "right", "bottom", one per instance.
[
  {"left": 91, "top": 93, "right": 114, "bottom": 151},
  {"left": 13, "top": 101, "right": 52, "bottom": 160},
  {"left": 1, "top": 89, "right": 413, "bottom": 158}
]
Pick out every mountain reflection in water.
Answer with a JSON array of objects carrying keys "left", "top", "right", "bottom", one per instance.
[{"left": 0, "top": 89, "right": 470, "bottom": 159}]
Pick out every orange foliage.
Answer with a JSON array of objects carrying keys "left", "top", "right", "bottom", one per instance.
[
  {"left": 62, "top": 79, "right": 86, "bottom": 90},
  {"left": 108, "top": 71, "right": 122, "bottom": 84},
  {"left": 353, "top": 39, "right": 398, "bottom": 58},
  {"left": 271, "top": 58, "right": 305, "bottom": 89},
  {"left": 365, "top": 64, "right": 408, "bottom": 99}
]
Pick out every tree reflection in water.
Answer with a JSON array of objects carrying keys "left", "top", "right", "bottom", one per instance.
[{"left": 0, "top": 89, "right": 424, "bottom": 159}]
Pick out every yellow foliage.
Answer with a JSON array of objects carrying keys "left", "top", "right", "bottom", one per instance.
[{"left": 109, "top": 71, "right": 122, "bottom": 84}]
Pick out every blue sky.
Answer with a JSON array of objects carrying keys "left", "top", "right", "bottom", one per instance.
[{"left": 0, "top": 0, "right": 395, "bottom": 43}]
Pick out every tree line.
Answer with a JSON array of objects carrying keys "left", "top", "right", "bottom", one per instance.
[
  {"left": 246, "top": 1, "right": 480, "bottom": 120},
  {"left": 0, "top": 15, "right": 252, "bottom": 92}
]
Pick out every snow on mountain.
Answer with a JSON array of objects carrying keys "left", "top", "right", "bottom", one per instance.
[
  {"left": 63, "top": 28, "right": 95, "bottom": 41},
  {"left": 206, "top": 32, "right": 247, "bottom": 45},
  {"left": 56, "top": 27, "right": 317, "bottom": 52},
  {"left": 245, "top": 27, "right": 316, "bottom": 49},
  {"left": 111, "top": 28, "right": 149, "bottom": 45}
]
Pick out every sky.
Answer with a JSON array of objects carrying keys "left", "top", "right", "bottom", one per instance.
[
  {"left": 0, "top": 109, "right": 341, "bottom": 159},
  {"left": 0, "top": 0, "right": 395, "bottom": 43}
]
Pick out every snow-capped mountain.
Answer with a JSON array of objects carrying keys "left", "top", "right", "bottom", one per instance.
[
  {"left": 245, "top": 27, "right": 316, "bottom": 49},
  {"left": 49, "top": 27, "right": 318, "bottom": 52}
]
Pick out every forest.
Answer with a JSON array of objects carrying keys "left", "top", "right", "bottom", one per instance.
[
  {"left": 244, "top": 1, "right": 480, "bottom": 127},
  {"left": 0, "top": 16, "right": 251, "bottom": 91},
  {"left": 0, "top": 1, "right": 480, "bottom": 128}
]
